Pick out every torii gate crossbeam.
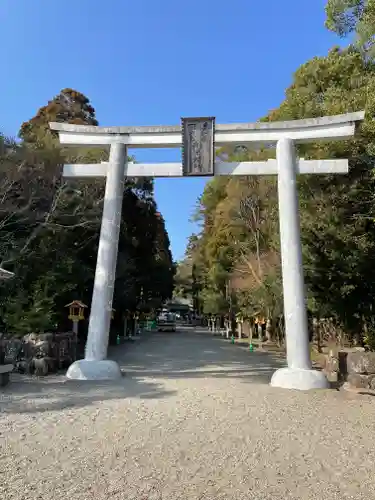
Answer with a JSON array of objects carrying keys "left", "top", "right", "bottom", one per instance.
[{"left": 50, "top": 111, "right": 364, "bottom": 390}]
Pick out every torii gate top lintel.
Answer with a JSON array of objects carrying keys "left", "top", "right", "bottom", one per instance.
[
  {"left": 49, "top": 110, "right": 364, "bottom": 135},
  {"left": 49, "top": 110, "right": 365, "bottom": 148}
]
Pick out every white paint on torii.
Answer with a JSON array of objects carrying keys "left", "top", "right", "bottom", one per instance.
[
  {"left": 50, "top": 111, "right": 365, "bottom": 389},
  {"left": 62, "top": 158, "right": 349, "bottom": 178},
  {"left": 51, "top": 112, "right": 363, "bottom": 147}
]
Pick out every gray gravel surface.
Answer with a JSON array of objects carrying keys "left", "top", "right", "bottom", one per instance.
[{"left": 1, "top": 328, "right": 375, "bottom": 500}]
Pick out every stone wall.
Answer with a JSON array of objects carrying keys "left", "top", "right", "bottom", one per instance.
[
  {"left": 346, "top": 351, "right": 375, "bottom": 390},
  {"left": 0, "top": 332, "right": 77, "bottom": 376},
  {"left": 322, "top": 349, "right": 375, "bottom": 390}
]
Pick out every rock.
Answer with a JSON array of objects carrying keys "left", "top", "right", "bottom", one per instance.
[
  {"left": 1, "top": 331, "right": 77, "bottom": 378},
  {"left": 324, "top": 355, "right": 339, "bottom": 373},
  {"left": 347, "top": 352, "right": 375, "bottom": 374},
  {"left": 33, "top": 357, "right": 49, "bottom": 376},
  {"left": 347, "top": 373, "right": 375, "bottom": 389},
  {"left": 34, "top": 340, "right": 51, "bottom": 356},
  {"left": 322, "top": 350, "right": 341, "bottom": 383},
  {"left": 37, "top": 333, "right": 54, "bottom": 342},
  {"left": 23, "top": 333, "right": 38, "bottom": 343},
  {"left": 15, "top": 360, "right": 32, "bottom": 374},
  {"left": 4, "top": 339, "right": 22, "bottom": 364},
  {"left": 44, "top": 356, "right": 58, "bottom": 373},
  {"left": 326, "top": 371, "right": 338, "bottom": 383}
]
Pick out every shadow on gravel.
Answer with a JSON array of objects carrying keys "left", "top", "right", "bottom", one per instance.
[
  {"left": 0, "top": 328, "right": 285, "bottom": 415},
  {"left": 0, "top": 374, "right": 177, "bottom": 415},
  {"left": 127, "top": 367, "right": 279, "bottom": 384},
  {"left": 119, "top": 329, "right": 285, "bottom": 385}
]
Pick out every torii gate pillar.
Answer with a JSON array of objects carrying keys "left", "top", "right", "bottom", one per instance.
[
  {"left": 271, "top": 138, "right": 321, "bottom": 389},
  {"left": 50, "top": 111, "right": 364, "bottom": 389},
  {"left": 65, "top": 143, "right": 127, "bottom": 381}
]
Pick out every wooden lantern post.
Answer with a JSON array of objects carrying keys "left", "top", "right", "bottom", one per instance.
[
  {"left": 65, "top": 300, "right": 87, "bottom": 361},
  {"left": 65, "top": 300, "right": 87, "bottom": 336}
]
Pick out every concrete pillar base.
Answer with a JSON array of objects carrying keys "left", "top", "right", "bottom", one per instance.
[
  {"left": 66, "top": 359, "right": 122, "bottom": 381},
  {"left": 270, "top": 367, "right": 329, "bottom": 391}
]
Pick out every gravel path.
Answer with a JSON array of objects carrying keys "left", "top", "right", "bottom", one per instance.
[{"left": 1, "top": 328, "right": 375, "bottom": 500}]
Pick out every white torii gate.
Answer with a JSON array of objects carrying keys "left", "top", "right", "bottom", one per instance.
[{"left": 50, "top": 111, "right": 364, "bottom": 390}]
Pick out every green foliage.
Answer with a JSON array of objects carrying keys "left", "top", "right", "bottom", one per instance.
[
  {"left": 200, "top": 288, "right": 228, "bottom": 316},
  {"left": 266, "top": 47, "right": 375, "bottom": 340},
  {"left": 325, "top": 0, "right": 375, "bottom": 58},
  {"left": 0, "top": 89, "right": 174, "bottom": 335},
  {"left": 19, "top": 88, "right": 99, "bottom": 143},
  {"left": 3, "top": 286, "right": 57, "bottom": 334},
  {"left": 181, "top": 36, "right": 375, "bottom": 348},
  {"left": 363, "top": 319, "right": 375, "bottom": 350}
]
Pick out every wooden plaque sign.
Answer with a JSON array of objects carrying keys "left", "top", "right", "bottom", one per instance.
[{"left": 181, "top": 117, "right": 215, "bottom": 176}]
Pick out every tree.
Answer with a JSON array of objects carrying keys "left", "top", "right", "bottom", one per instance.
[
  {"left": 183, "top": 43, "right": 375, "bottom": 348},
  {"left": 262, "top": 47, "right": 375, "bottom": 341},
  {"left": 19, "top": 88, "right": 98, "bottom": 143},
  {"left": 0, "top": 89, "right": 175, "bottom": 335},
  {"left": 325, "top": 0, "right": 375, "bottom": 58},
  {"left": 0, "top": 134, "right": 63, "bottom": 269}
]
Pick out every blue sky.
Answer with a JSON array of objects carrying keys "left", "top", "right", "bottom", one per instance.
[{"left": 0, "top": 0, "right": 342, "bottom": 261}]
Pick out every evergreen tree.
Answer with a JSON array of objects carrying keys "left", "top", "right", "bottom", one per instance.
[{"left": 1, "top": 89, "right": 175, "bottom": 334}]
